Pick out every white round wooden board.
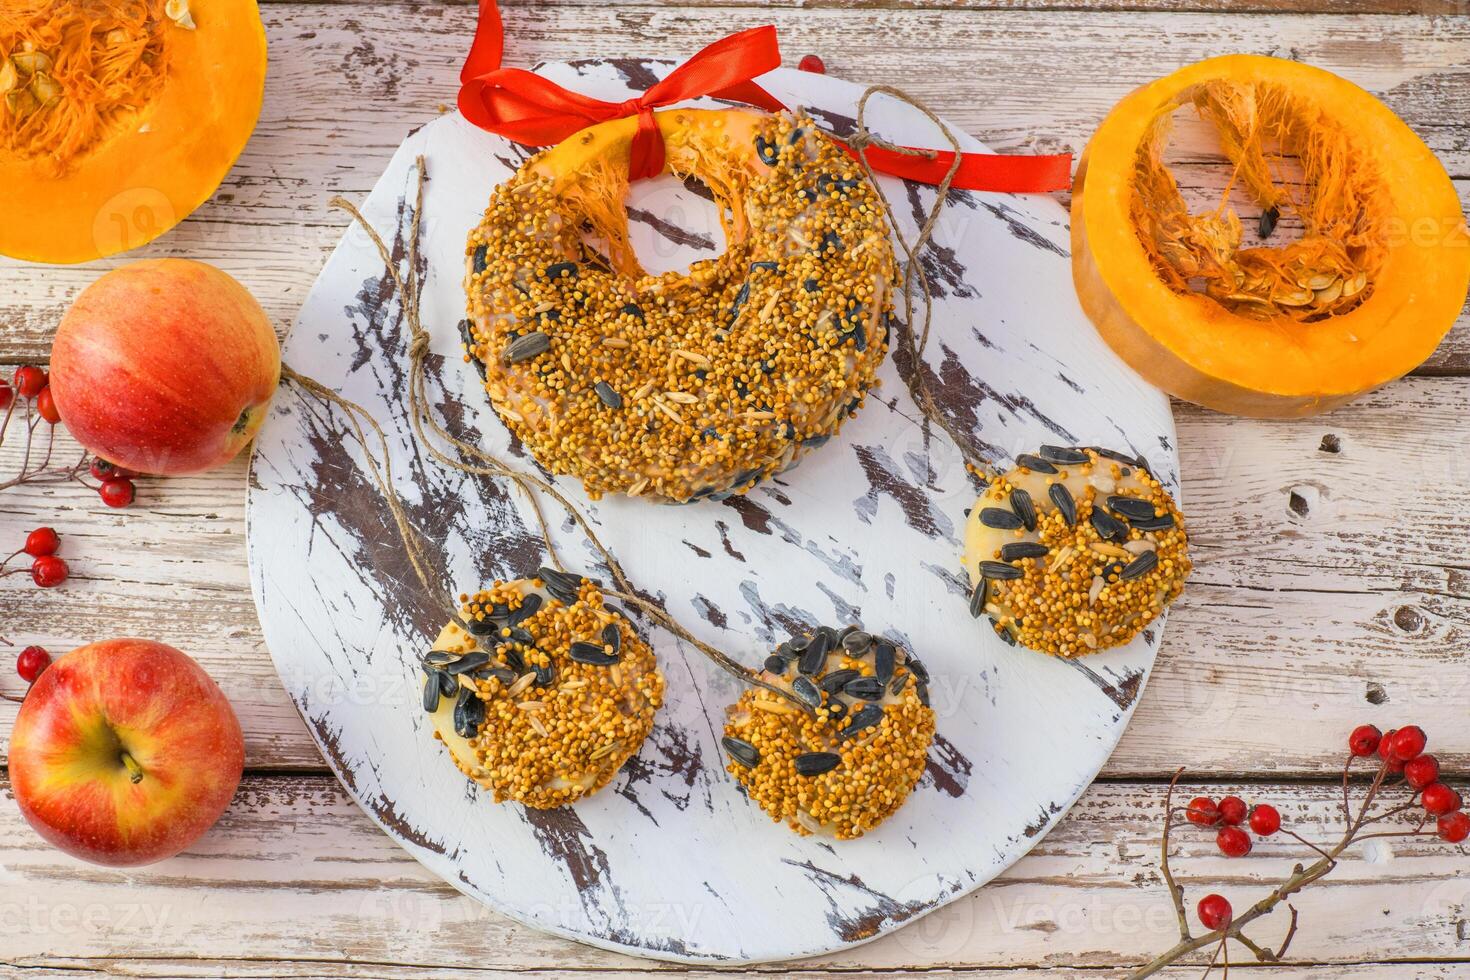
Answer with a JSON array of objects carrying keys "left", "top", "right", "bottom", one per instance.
[{"left": 246, "top": 59, "right": 1180, "bottom": 963}]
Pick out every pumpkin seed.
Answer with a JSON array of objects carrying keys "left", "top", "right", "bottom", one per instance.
[
  {"left": 165, "top": 0, "right": 196, "bottom": 28},
  {"left": 11, "top": 51, "right": 52, "bottom": 75},
  {"left": 27, "top": 71, "right": 59, "bottom": 108}
]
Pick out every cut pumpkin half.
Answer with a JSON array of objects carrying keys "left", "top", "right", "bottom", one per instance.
[
  {"left": 1072, "top": 55, "right": 1470, "bottom": 417},
  {"left": 0, "top": 0, "right": 267, "bottom": 264}
]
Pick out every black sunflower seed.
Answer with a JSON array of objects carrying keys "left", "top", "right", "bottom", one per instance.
[
  {"left": 917, "top": 682, "right": 931, "bottom": 707},
  {"left": 874, "top": 641, "right": 896, "bottom": 683},
  {"left": 1091, "top": 446, "right": 1142, "bottom": 467},
  {"left": 1090, "top": 506, "right": 1128, "bottom": 542},
  {"left": 803, "top": 277, "right": 820, "bottom": 292},
  {"left": 1000, "top": 542, "right": 1050, "bottom": 561},
  {"left": 979, "top": 507, "right": 1023, "bottom": 530},
  {"left": 791, "top": 675, "right": 823, "bottom": 708},
  {"left": 798, "top": 631, "right": 831, "bottom": 675},
  {"left": 722, "top": 736, "right": 760, "bottom": 768},
  {"left": 839, "top": 704, "right": 884, "bottom": 738},
  {"left": 1015, "top": 453, "right": 1058, "bottom": 474},
  {"left": 569, "top": 641, "right": 619, "bottom": 666},
  {"left": 601, "top": 623, "right": 621, "bottom": 652},
  {"left": 890, "top": 672, "right": 911, "bottom": 695},
  {"left": 817, "top": 625, "right": 839, "bottom": 645},
  {"left": 763, "top": 655, "right": 788, "bottom": 675},
  {"left": 1039, "top": 445, "right": 1091, "bottom": 465},
  {"left": 1121, "top": 550, "right": 1160, "bottom": 580},
  {"left": 994, "top": 622, "right": 1018, "bottom": 646},
  {"left": 422, "top": 672, "right": 442, "bottom": 712},
  {"left": 500, "top": 647, "right": 526, "bottom": 674},
  {"left": 438, "top": 670, "right": 461, "bottom": 695},
  {"left": 594, "top": 381, "right": 622, "bottom": 409},
  {"left": 969, "top": 579, "right": 988, "bottom": 618},
  {"left": 453, "top": 687, "right": 485, "bottom": 738},
  {"left": 1108, "top": 495, "right": 1158, "bottom": 521},
  {"left": 844, "top": 676, "right": 885, "bottom": 701},
  {"left": 534, "top": 660, "right": 555, "bottom": 687},
  {"left": 478, "top": 666, "right": 516, "bottom": 685},
  {"left": 789, "top": 633, "right": 811, "bottom": 652},
  {"left": 465, "top": 617, "right": 499, "bottom": 637},
  {"left": 471, "top": 243, "right": 488, "bottom": 274},
  {"left": 504, "top": 331, "right": 550, "bottom": 365},
  {"left": 1049, "top": 482, "right": 1077, "bottom": 526},
  {"left": 1010, "top": 488, "right": 1038, "bottom": 531},
  {"left": 1131, "top": 513, "right": 1177, "bottom": 531},
  {"left": 544, "top": 261, "right": 578, "bottom": 279},
  {"left": 826, "top": 699, "right": 848, "bottom": 719},
  {"left": 906, "top": 658, "right": 930, "bottom": 684},
  {"left": 755, "top": 134, "right": 779, "bottom": 166},
  {"left": 820, "top": 231, "right": 842, "bottom": 253},
  {"left": 1259, "top": 205, "right": 1280, "bottom": 240},
  {"left": 794, "top": 751, "right": 841, "bottom": 776},
  {"left": 504, "top": 627, "right": 535, "bottom": 647},
  {"left": 424, "top": 650, "right": 459, "bottom": 666},
  {"left": 979, "top": 560, "right": 1023, "bottom": 581},
  {"left": 841, "top": 631, "right": 872, "bottom": 655},
  {"left": 819, "top": 669, "right": 860, "bottom": 693},
  {"left": 750, "top": 260, "right": 778, "bottom": 273},
  {"left": 620, "top": 302, "right": 643, "bottom": 319},
  {"left": 445, "top": 652, "right": 491, "bottom": 675},
  {"left": 507, "top": 594, "right": 543, "bottom": 626}
]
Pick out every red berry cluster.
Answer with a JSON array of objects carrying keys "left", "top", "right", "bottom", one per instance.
[
  {"left": 1184, "top": 793, "right": 1280, "bottom": 857},
  {"left": 1351, "top": 724, "right": 1467, "bottom": 843},
  {"left": 6, "top": 365, "right": 60, "bottom": 425},
  {"left": 7, "top": 525, "right": 68, "bottom": 588},
  {"left": 89, "top": 457, "right": 138, "bottom": 508}
]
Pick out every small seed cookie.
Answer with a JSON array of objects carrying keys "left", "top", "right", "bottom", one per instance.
[
  {"left": 421, "top": 569, "right": 664, "bottom": 807},
  {"left": 963, "top": 445, "right": 1191, "bottom": 657},
  {"left": 722, "top": 626, "right": 936, "bottom": 840},
  {"left": 462, "top": 108, "right": 896, "bottom": 503}
]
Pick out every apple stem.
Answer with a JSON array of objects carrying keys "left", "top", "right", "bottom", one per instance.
[{"left": 120, "top": 751, "right": 144, "bottom": 784}]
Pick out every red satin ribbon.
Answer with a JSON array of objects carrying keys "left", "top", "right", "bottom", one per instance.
[{"left": 457, "top": 0, "right": 1071, "bottom": 192}]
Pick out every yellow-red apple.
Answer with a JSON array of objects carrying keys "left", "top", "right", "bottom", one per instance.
[
  {"left": 9, "top": 638, "right": 244, "bottom": 867},
  {"left": 49, "top": 259, "right": 281, "bottom": 475}
]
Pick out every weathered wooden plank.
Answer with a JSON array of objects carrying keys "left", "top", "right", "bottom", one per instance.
[
  {"left": 266, "top": 0, "right": 1470, "bottom": 15},
  {"left": 3, "top": 774, "right": 1467, "bottom": 971},
  {"left": 2, "top": 377, "right": 1469, "bottom": 776},
  {"left": 1, "top": 4, "right": 1466, "bottom": 365}
]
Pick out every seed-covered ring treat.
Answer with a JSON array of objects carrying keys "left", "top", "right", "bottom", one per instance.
[
  {"left": 421, "top": 569, "right": 664, "bottom": 808},
  {"left": 722, "top": 625, "right": 936, "bottom": 840},
  {"left": 963, "top": 445, "right": 1191, "bottom": 657},
  {"left": 463, "top": 107, "right": 897, "bottom": 502}
]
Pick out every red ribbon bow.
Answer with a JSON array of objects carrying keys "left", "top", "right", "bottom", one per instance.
[{"left": 458, "top": 0, "right": 1071, "bottom": 193}]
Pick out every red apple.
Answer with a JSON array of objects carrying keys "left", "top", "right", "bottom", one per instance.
[
  {"left": 49, "top": 259, "right": 281, "bottom": 475},
  {"left": 9, "top": 638, "right": 244, "bottom": 867}
]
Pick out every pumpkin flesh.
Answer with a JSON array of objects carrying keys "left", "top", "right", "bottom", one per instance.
[
  {"left": 0, "top": 0, "right": 267, "bottom": 264},
  {"left": 1072, "top": 55, "right": 1470, "bottom": 417}
]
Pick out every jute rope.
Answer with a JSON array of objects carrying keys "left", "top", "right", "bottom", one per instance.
[{"left": 279, "top": 86, "right": 1000, "bottom": 713}]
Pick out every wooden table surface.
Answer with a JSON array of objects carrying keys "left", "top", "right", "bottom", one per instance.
[{"left": 3, "top": 1, "right": 1469, "bottom": 975}]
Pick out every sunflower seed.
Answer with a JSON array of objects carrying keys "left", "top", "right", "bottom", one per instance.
[
  {"left": 810, "top": 668, "right": 852, "bottom": 691},
  {"left": 826, "top": 699, "right": 848, "bottom": 719},
  {"left": 906, "top": 658, "right": 930, "bottom": 684},
  {"left": 798, "top": 631, "right": 831, "bottom": 675},
  {"left": 500, "top": 647, "right": 526, "bottom": 674},
  {"left": 789, "top": 633, "right": 811, "bottom": 652},
  {"left": 439, "top": 670, "right": 461, "bottom": 695},
  {"left": 791, "top": 675, "right": 823, "bottom": 708},
  {"left": 969, "top": 579, "right": 988, "bottom": 618},
  {"left": 843, "top": 676, "right": 885, "bottom": 701},
  {"left": 794, "top": 751, "right": 841, "bottom": 776},
  {"left": 1131, "top": 513, "right": 1176, "bottom": 531},
  {"left": 1015, "top": 453, "right": 1058, "bottom": 474},
  {"left": 544, "top": 261, "right": 578, "bottom": 279},
  {"left": 445, "top": 652, "right": 491, "bottom": 674},
  {"left": 1108, "top": 495, "right": 1158, "bottom": 521},
  {"left": 917, "top": 682, "right": 931, "bottom": 707},
  {"left": 533, "top": 660, "right": 555, "bottom": 686},
  {"left": 504, "top": 331, "right": 550, "bottom": 365},
  {"left": 890, "top": 672, "right": 911, "bottom": 695},
  {"left": 993, "top": 622, "right": 1018, "bottom": 646},
  {"left": 1121, "top": 550, "right": 1158, "bottom": 580},
  {"left": 507, "top": 594, "right": 542, "bottom": 626},
  {"left": 569, "top": 642, "right": 619, "bottom": 666},
  {"left": 840, "top": 704, "right": 884, "bottom": 738},
  {"left": 1091, "top": 446, "right": 1141, "bottom": 467},
  {"left": 1049, "top": 482, "right": 1077, "bottom": 526},
  {"left": 422, "top": 672, "right": 441, "bottom": 712},
  {"left": 424, "top": 650, "right": 460, "bottom": 667},
  {"left": 601, "top": 623, "right": 621, "bottom": 652},
  {"left": 1000, "top": 542, "right": 1050, "bottom": 562},
  {"left": 841, "top": 630, "right": 873, "bottom": 654},
  {"left": 594, "top": 381, "right": 622, "bottom": 409},
  {"left": 763, "top": 655, "right": 788, "bottom": 674},
  {"left": 754, "top": 134, "right": 779, "bottom": 166},
  {"left": 1010, "top": 488, "right": 1038, "bottom": 531},
  {"left": 1090, "top": 507, "right": 1128, "bottom": 542},
  {"left": 979, "top": 560, "right": 1023, "bottom": 581},
  {"left": 505, "top": 626, "right": 535, "bottom": 647},
  {"left": 465, "top": 617, "right": 499, "bottom": 637},
  {"left": 472, "top": 243, "right": 488, "bottom": 274},
  {"left": 1039, "top": 445, "right": 1090, "bottom": 465},
  {"left": 453, "top": 687, "right": 485, "bottom": 738},
  {"left": 1259, "top": 206, "right": 1279, "bottom": 240},
  {"left": 979, "top": 507, "right": 1023, "bottom": 530},
  {"left": 723, "top": 736, "right": 760, "bottom": 768},
  {"left": 874, "top": 641, "right": 896, "bottom": 683}
]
